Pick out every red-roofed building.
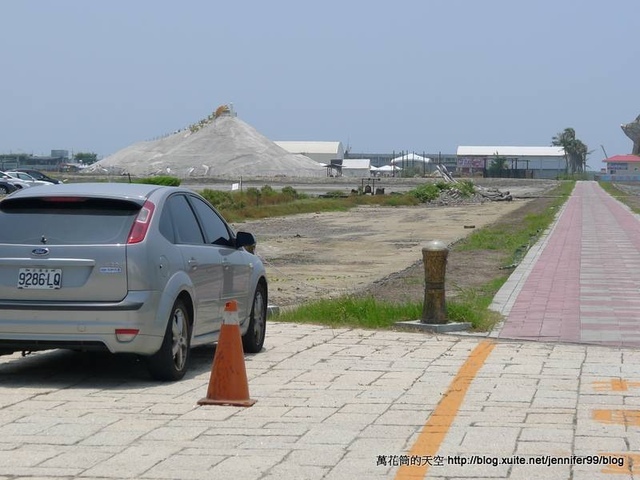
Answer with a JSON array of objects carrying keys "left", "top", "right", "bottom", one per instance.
[{"left": 603, "top": 155, "right": 640, "bottom": 174}]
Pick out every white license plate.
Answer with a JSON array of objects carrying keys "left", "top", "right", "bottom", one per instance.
[{"left": 17, "top": 268, "right": 62, "bottom": 289}]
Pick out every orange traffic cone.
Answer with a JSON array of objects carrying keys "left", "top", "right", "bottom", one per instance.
[{"left": 198, "top": 300, "right": 256, "bottom": 407}]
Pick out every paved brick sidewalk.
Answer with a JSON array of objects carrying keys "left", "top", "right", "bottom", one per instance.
[
  {"left": 1, "top": 321, "right": 639, "bottom": 479},
  {"left": 493, "top": 181, "right": 640, "bottom": 347}
]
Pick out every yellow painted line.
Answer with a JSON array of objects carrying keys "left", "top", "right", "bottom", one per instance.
[
  {"left": 600, "top": 452, "right": 636, "bottom": 475},
  {"left": 593, "top": 409, "right": 640, "bottom": 427},
  {"left": 592, "top": 379, "right": 640, "bottom": 392},
  {"left": 395, "top": 340, "right": 495, "bottom": 480}
]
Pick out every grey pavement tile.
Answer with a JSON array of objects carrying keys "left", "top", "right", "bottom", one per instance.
[
  {"left": 260, "top": 464, "right": 329, "bottom": 480},
  {"left": 139, "top": 425, "right": 209, "bottom": 442},
  {"left": 296, "top": 426, "right": 362, "bottom": 445},
  {"left": 0, "top": 466, "right": 84, "bottom": 477},
  {"left": 432, "top": 460, "right": 510, "bottom": 477},
  {"left": 282, "top": 406, "right": 338, "bottom": 421},
  {"left": 79, "top": 444, "right": 184, "bottom": 478},
  {"left": 205, "top": 455, "right": 281, "bottom": 480},
  {"left": 459, "top": 427, "right": 521, "bottom": 453},
  {"left": 373, "top": 409, "right": 429, "bottom": 427},
  {"left": 508, "top": 464, "right": 572, "bottom": 479},
  {"left": 40, "top": 446, "right": 122, "bottom": 469},
  {"left": 533, "top": 390, "right": 578, "bottom": 402},
  {"left": 360, "top": 424, "right": 417, "bottom": 440},
  {"left": 578, "top": 394, "right": 625, "bottom": 406},
  {"left": 286, "top": 446, "right": 347, "bottom": 466},
  {"left": 622, "top": 394, "right": 640, "bottom": 405},
  {"left": 237, "top": 435, "right": 301, "bottom": 449},
  {"left": 456, "top": 410, "right": 527, "bottom": 426},
  {"left": 322, "top": 412, "right": 382, "bottom": 427},
  {"left": 525, "top": 413, "right": 574, "bottom": 424},
  {"left": 79, "top": 431, "right": 146, "bottom": 447},
  {"left": 573, "top": 435, "right": 628, "bottom": 453},
  {"left": 515, "top": 442, "right": 573, "bottom": 456},
  {"left": 0, "top": 445, "right": 61, "bottom": 467},
  {"left": 488, "top": 386, "right": 537, "bottom": 403},
  {"left": 323, "top": 453, "right": 393, "bottom": 480},
  {"left": 180, "top": 435, "right": 247, "bottom": 450},
  {"left": 338, "top": 402, "right": 389, "bottom": 414},
  {"left": 519, "top": 427, "right": 575, "bottom": 443}
]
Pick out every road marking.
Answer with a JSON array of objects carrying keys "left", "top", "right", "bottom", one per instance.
[
  {"left": 395, "top": 340, "right": 495, "bottom": 479},
  {"left": 593, "top": 409, "right": 640, "bottom": 427},
  {"left": 592, "top": 379, "right": 640, "bottom": 392},
  {"left": 600, "top": 453, "right": 636, "bottom": 475}
]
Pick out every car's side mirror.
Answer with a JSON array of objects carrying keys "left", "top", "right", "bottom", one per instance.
[{"left": 235, "top": 231, "right": 257, "bottom": 253}]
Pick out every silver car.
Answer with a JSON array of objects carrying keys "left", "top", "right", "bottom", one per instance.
[
  {"left": 0, "top": 183, "right": 268, "bottom": 380},
  {"left": 5, "top": 171, "right": 55, "bottom": 187}
]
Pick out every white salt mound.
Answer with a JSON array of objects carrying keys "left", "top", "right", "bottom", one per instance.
[{"left": 87, "top": 115, "right": 326, "bottom": 178}]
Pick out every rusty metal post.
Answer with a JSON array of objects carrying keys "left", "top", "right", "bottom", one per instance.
[{"left": 421, "top": 240, "right": 448, "bottom": 324}]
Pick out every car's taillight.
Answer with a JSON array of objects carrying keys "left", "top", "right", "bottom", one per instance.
[
  {"left": 115, "top": 328, "right": 139, "bottom": 342},
  {"left": 127, "top": 200, "right": 155, "bottom": 244}
]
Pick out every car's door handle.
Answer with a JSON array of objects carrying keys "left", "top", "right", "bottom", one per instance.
[{"left": 188, "top": 258, "right": 198, "bottom": 269}]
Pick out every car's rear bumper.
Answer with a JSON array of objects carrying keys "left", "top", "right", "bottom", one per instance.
[{"left": 0, "top": 291, "right": 166, "bottom": 355}]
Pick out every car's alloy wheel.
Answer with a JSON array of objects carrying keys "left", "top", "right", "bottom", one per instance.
[
  {"left": 242, "top": 282, "right": 267, "bottom": 353},
  {"left": 147, "top": 299, "right": 191, "bottom": 381}
]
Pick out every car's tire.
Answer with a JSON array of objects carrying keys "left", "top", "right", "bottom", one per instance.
[
  {"left": 242, "top": 281, "right": 267, "bottom": 353},
  {"left": 147, "top": 299, "right": 191, "bottom": 381}
]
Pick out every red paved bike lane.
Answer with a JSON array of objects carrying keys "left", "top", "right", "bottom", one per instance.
[{"left": 498, "top": 181, "right": 640, "bottom": 347}]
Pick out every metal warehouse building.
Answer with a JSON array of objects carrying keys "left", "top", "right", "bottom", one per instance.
[
  {"left": 457, "top": 146, "right": 567, "bottom": 178},
  {"left": 274, "top": 141, "right": 344, "bottom": 165}
]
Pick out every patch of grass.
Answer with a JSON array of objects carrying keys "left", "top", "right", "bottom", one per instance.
[
  {"left": 134, "top": 175, "right": 181, "bottom": 186},
  {"left": 200, "top": 180, "right": 465, "bottom": 223},
  {"left": 446, "top": 277, "right": 508, "bottom": 330},
  {"left": 275, "top": 277, "right": 506, "bottom": 331},
  {"left": 456, "top": 181, "right": 574, "bottom": 263},
  {"left": 199, "top": 187, "right": 420, "bottom": 222},
  {"left": 276, "top": 296, "right": 422, "bottom": 329},
  {"left": 598, "top": 182, "right": 640, "bottom": 214}
]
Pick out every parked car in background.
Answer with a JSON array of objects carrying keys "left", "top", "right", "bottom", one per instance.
[
  {"left": 5, "top": 171, "right": 55, "bottom": 187},
  {"left": 15, "top": 169, "right": 62, "bottom": 184},
  {"left": 0, "top": 171, "right": 32, "bottom": 189},
  {"left": 0, "top": 179, "right": 17, "bottom": 195},
  {"left": 0, "top": 183, "right": 268, "bottom": 381}
]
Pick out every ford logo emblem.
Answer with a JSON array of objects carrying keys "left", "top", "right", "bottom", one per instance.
[{"left": 32, "top": 248, "right": 49, "bottom": 256}]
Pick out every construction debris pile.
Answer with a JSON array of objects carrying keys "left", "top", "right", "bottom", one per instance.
[{"left": 433, "top": 165, "right": 513, "bottom": 203}]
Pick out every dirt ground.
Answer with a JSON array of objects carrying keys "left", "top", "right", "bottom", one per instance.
[{"left": 231, "top": 181, "right": 560, "bottom": 308}]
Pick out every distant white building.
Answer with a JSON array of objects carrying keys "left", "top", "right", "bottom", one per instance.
[
  {"left": 341, "top": 159, "right": 371, "bottom": 177},
  {"left": 456, "top": 146, "right": 566, "bottom": 178},
  {"left": 274, "top": 141, "right": 344, "bottom": 165}
]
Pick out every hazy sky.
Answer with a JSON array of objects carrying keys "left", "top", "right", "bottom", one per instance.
[{"left": 2, "top": 1, "right": 638, "bottom": 169}]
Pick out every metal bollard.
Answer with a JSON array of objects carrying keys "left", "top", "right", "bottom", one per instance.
[{"left": 421, "top": 240, "right": 448, "bottom": 324}]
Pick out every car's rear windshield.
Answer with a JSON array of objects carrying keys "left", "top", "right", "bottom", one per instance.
[{"left": 0, "top": 197, "right": 141, "bottom": 245}]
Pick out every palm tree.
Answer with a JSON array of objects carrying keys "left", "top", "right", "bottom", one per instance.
[{"left": 552, "top": 128, "right": 588, "bottom": 173}]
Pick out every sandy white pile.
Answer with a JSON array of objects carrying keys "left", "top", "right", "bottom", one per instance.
[{"left": 87, "top": 115, "right": 326, "bottom": 178}]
